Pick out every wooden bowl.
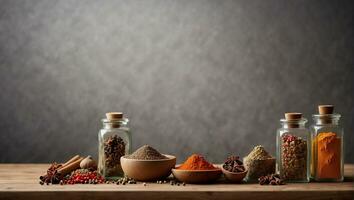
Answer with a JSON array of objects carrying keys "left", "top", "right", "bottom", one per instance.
[
  {"left": 221, "top": 167, "right": 248, "bottom": 183},
  {"left": 172, "top": 166, "right": 222, "bottom": 184},
  {"left": 120, "top": 154, "right": 176, "bottom": 181},
  {"left": 243, "top": 157, "right": 276, "bottom": 182}
]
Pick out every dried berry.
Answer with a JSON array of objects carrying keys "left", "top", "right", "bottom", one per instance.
[
  {"left": 61, "top": 169, "right": 104, "bottom": 184},
  {"left": 104, "top": 135, "right": 126, "bottom": 176},
  {"left": 223, "top": 156, "right": 245, "bottom": 173},
  {"left": 281, "top": 134, "right": 307, "bottom": 180},
  {"left": 258, "top": 174, "right": 285, "bottom": 185}
]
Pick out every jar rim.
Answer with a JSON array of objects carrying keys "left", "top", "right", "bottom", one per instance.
[
  {"left": 102, "top": 118, "right": 129, "bottom": 123},
  {"left": 312, "top": 113, "right": 341, "bottom": 119},
  {"left": 280, "top": 118, "right": 308, "bottom": 123}
]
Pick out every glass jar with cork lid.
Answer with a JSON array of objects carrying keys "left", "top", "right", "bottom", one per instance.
[
  {"left": 276, "top": 113, "right": 310, "bottom": 182},
  {"left": 98, "top": 112, "right": 131, "bottom": 180},
  {"left": 311, "top": 105, "right": 344, "bottom": 182}
]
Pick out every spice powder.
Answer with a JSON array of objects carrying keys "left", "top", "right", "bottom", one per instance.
[
  {"left": 127, "top": 145, "right": 167, "bottom": 160},
  {"left": 178, "top": 154, "right": 216, "bottom": 170},
  {"left": 315, "top": 132, "right": 341, "bottom": 179}
]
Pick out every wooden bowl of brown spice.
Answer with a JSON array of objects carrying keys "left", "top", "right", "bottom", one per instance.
[{"left": 121, "top": 145, "right": 176, "bottom": 181}]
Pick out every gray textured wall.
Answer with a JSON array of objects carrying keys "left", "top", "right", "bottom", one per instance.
[{"left": 0, "top": 0, "right": 353, "bottom": 164}]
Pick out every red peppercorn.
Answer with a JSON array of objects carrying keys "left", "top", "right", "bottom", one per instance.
[{"left": 62, "top": 169, "right": 105, "bottom": 185}]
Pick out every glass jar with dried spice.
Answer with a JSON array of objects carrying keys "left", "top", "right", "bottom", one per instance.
[
  {"left": 276, "top": 113, "right": 310, "bottom": 182},
  {"left": 98, "top": 112, "right": 131, "bottom": 180},
  {"left": 311, "top": 105, "right": 344, "bottom": 182}
]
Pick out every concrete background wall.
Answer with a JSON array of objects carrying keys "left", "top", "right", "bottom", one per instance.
[{"left": 0, "top": 0, "right": 353, "bottom": 163}]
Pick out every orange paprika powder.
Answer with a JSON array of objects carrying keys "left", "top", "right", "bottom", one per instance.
[{"left": 177, "top": 154, "right": 216, "bottom": 170}]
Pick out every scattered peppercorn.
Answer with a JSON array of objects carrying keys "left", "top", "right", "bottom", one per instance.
[
  {"left": 168, "top": 180, "right": 183, "bottom": 186},
  {"left": 116, "top": 176, "right": 137, "bottom": 185}
]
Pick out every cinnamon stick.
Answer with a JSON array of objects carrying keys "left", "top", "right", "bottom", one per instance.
[
  {"left": 58, "top": 157, "right": 84, "bottom": 177},
  {"left": 61, "top": 155, "right": 81, "bottom": 168},
  {"left": 40, "top": 155, "right": 82, "bottom": 179}
]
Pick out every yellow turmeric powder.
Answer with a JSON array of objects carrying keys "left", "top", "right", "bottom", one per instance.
[{"left": 315, "top": 132, "right": 341, "bottom": 179}]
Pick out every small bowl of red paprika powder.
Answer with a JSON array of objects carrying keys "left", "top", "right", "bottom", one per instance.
[{"left": 172, "top": 154, "right": 221, "bottom": 184}]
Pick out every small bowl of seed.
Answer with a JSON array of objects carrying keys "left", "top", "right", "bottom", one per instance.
[
  {"left": 221, "top": 155, "right": 247, "bottom": 183},
  {"left": 120, "top": 145, "right": 176, "bottom": 181}
]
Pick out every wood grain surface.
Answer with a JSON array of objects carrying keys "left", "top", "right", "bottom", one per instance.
[{"left": 0, "top": 164, "right": 353, "bottom": 200}]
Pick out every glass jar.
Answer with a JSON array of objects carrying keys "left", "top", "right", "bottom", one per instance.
[
  {"left": 276, "top": 113, "right": 310, "bottom": 182},
  {"left": 311, "top": 105, "right": 343, "bottom": 182},
  {"left": 98, "top": 112, "right": 131, "bottom": 180}
]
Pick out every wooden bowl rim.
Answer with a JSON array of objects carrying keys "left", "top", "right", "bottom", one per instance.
[
  {"left": 243, "top": 157, "right": 276, "bottom": 161},
  {"left": 172, "top": 167, "right": 222, "bottom": 173},
  {"left": 221, "top": 167, "right": 248, "bottom": 175},
  {"left": 121, "top": 154, "right": 176, "bottom": 162}
]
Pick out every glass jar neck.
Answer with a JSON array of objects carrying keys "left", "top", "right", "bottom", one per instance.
[
  {"left": 312, "top": 114, "right": 340, "bottom": 125},
  {"left": 280, "top": 118, "right": 307, "bottom": 129},
  {"left": 102, "top": 118, "right": 128, "bottom": 129}
]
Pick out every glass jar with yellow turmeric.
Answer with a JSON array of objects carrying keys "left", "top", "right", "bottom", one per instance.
[{"left": 310, "top": 105, "right": 344, "bottom": 182}]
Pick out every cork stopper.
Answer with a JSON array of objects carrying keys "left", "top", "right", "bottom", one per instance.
[
  {"left": 106, "top": 112, "right": 123, "bottom": 120},
  {"left": 318, "top": 105, "right": 334, "bottom": 115},
  {"left": 317, "top": 105, "right": 334, "bottom": 124},
  {"left": 284, "top": 113, "right": 302, "bottom": 128},
  {"left": 105, "top": 112, "right": 123, "bottom": 128},
  {"left": 285, "top": 113, "right": 302, "bottom": 120}
]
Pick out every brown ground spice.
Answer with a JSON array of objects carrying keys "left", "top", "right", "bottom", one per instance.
[{"left": 127, "top": 145, "right": 167, "bottom": 160}]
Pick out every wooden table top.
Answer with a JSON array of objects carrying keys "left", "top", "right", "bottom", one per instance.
[{"left": 0, "top": 164, "right": 353, "bottom": 200}]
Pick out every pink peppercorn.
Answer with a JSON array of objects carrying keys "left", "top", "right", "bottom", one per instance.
[{"left": 62, "top": 169, "right": 104, "bottom": 185}]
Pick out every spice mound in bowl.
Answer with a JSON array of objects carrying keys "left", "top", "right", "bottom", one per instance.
[
  {"left": 222, "top": 156, "right": 247, "bottom": 182},
  {"left": 126, "top": 145, "right": 168, "bottom": 160},
  {"left": 121, "top": 145, "right": 176, "bottom": 181},
  {"left": 243, "top": 145, "right": 275, "bottom": 182},
  {"left": 172, "top": 154, "right": 221, "bottom": 184}
]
